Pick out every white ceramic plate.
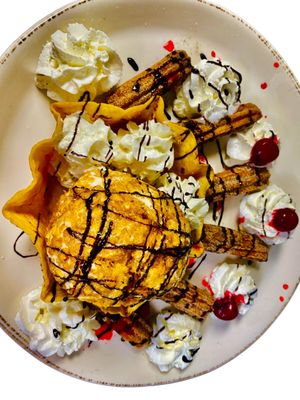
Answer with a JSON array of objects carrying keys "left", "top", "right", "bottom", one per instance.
[{"left": 0, "top": 0, "right": 300, "bottom": 386}]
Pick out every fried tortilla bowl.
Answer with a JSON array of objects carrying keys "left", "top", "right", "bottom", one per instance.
[{"left": 2, "top": 96, "right": 211, "bottom": 322}]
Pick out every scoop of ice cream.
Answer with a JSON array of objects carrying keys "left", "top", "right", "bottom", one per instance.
[
  {"left": 226, "top": 120, "right": 280, "bottom": 166},
  {"left": 113, "top": 120, "right": 174, "bottom": 183},
  {"left": 173, "top": 59, "right": 241, "bottom": 123},
  {"left": 35, "top": 23, "right": 122, "bottom": 101},
  {"left": 146, "top": 311, "right": 202, "bottom": 372},
  {"left": 156, "top": 172, "right": 209, "bottom": 230},
  {"left": 54, "top": 112, "right": 117, "bottom": 187},
  {"left": 240, "top": 184, "right": 299, "bottom": 245},
  {"left": 204, "top": 263, "right": 257, "bottom": 317},
  {"left": 15, "top": 287, "right": 99, "bottom": 357}
]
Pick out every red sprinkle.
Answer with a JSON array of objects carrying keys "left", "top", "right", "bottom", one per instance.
[
  {"left": 211, "top": 50, "right": 216, "bottom": 58},
  {"left": 283, "top": 283, "right": 289, "bottom": 290},
  {"left": 274, "top": 62, "right": 280, "bottom": 68},
  {"left": 199, "top": 154, "right": 207, "bottom": 164},
  {"left": 238, "top": 216, "right": 245, "bottom": 224},
  {"left": 261, "top": 82, "right": 268, "bottom": 90},
  {"left": 95, "top": 323, "right": 113, "bottom": 341},
  {"left": 163, "top": 40, "right": 175, "bottom": 52},
  {"left": 193, "top": 244, "right": 201, "bottom": 251},
  {"left": 188, "top": 257, "right": 196, "bottom": 267},
  {"left": 202, "top": 279, "right": 214, "bottom": 296},
  {"left": 279, "top": 296, "right": 285, "bottom": 302}
]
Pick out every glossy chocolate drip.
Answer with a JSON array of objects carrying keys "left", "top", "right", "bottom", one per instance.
[
  {"left": 261, "top": 198, "right": 268, "bottom": 237},
  {"left": 64, "top": 93, "right": 90, "bottom": 155},
  {"left": 206, "top": 60, "right": 242, "bottom": 104},
  {"left": 13, "top": 231, "right": 38, "bottom": 259},
  {"left": 188, "top": 254, "right": 207, "bottom": 280},
  {"left": 127, "top": 57, "right": 139, "bottom": 72}
]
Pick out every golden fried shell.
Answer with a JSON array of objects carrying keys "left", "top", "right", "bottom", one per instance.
[{"left": 46, "top": 167, "right": 192, "bottom": 316}]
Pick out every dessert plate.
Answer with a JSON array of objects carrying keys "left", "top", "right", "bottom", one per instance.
[{"left": 0, "top": 0, "right": 299, "bottom": 386}]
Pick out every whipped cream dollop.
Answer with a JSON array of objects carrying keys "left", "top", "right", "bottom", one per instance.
[
  {"left": 157, "top": 173, "right": 209, "bottom": 230},
  {"left": 205, "top": 263, "right": 257, "bottom": 315},
  {"left": 15, "top": 287, "right": 99, "bottom": 357},
  {"left": 35, "top": 23, "right": 122, "bottom": 101},
  {"left": 111, "top": 120, "right": 174, "bottom": 183},
  {"left": 55, "top": 116, "right": 174, "bottom": 186},
  {"left": 240, "top": 184, "right": 298, "bottom": 245},
  {"left": 55, "top": 112, "right": 117, "bottom": 187},
  {"left": 226, "top": 120, "right": 279, "bottom": 166},
  {"left": 173, "top": 59, "right": 241, "bottom": 123},
  {"left": 146, "top": 311, "right": 202, "bottom": 372}
]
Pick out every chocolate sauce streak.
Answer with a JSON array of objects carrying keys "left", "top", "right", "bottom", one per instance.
[
  {"left": 53, "top": 329, "right": 60, "bottom": 338},
  {"left": 182, "top": 355, "right": 194, "bottom": 363},
  {"left": 131, "top": 52, "right": 190, "bottom": 102},
  {"left": 164, "top": 107, "right": 172, "bottom": 120},
  {"left": 91, "top": 103, "right": 101, "bottom": 119},
  {"left": 64, "top": 92, "right": 90, "bottom": 155},
  {"left": 53, "top": 161, "right": 62, "bottom": 177},
  {"left": 261, "top": 198, "right": 268, "bottom": 237},
  {"left": 153, "top": 313, "right": 173, "bottom": 337},
  {"left": 78, "top": 91, "right": 91, "bottom": 102},
  {"left": 206, "top": 61, "right": 242, "bottom": 103},
  {"left": 50, "top": 282, "right": 57, "bottom": 303},
  {"left": 65, "top": 315, "right": 85, "bottom": 329},
  {"left": 13, "top": 231, "right": 38, "bottom": 259},
  {"left": 127, "top": 57, "right": 139, "bottom": 72},
  {"left": 212, "top": 199, "right": 225, "bottom": 226},
  {"left": 188, "top": 254, "right": 207, "bottom": 280},
  {"left": 132, "top": 82, "right": 140, "bottom": 92}
]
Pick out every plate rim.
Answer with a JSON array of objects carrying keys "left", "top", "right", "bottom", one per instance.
[{"left": 0, "top": 0, "right": 299, "bottom": 387}]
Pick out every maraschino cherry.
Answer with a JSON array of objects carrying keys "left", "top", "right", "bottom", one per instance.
[
  {"left": 270, "top": 208, "right": 299, "bottom": 232},
  {"left": 213, "top": 296, "right": 239, "bottom": 321},
  {"left": 249, "top": 137, "right": 279, "bottom": 167}
]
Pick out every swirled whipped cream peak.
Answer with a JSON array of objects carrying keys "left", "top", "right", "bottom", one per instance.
[
  {"left": 15, "top": 287, "right": 100, "bottom": 357},
  {"left": 54, "top": 112, "right": 118, "bottom": 187},
  {"left": 146, "top": 311, "right": 202, "bottom": 372},
  {"left": 35, "top": 23, "right": 122, "bottom": 101},
  {"left": 113, "top": 120, "right": 174, "bottom": 183},
  {"left": 54, "top": 114, "right": 174, "bottom": 186},
  {"left": 240, "top": 184, "right": 299, "bottom": 245},
  {"left": 226, "top": 119, "right": 280, "bottom": 167},
  {"left": 173, "top": 58, "right": 241, "bottom": 123},
  {"left": 203, "top": 263, "right": 258, "bottom": 319},
  {"left": 156, "top": 172, "right": 209, "bottom": 230}
]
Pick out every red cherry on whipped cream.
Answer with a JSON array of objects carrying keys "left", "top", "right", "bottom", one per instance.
[
  {"left": 249, "top": 137, "right": 279, "bottom": 167},
  {"left": 213, "top": 296, "right": 239, "bottom": 321},
  {"left": 270, "top": 208, "right": 299, "bottom": 232}
]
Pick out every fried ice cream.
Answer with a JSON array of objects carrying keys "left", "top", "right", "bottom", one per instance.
[{"left": 45, "top": 166, "right": 192, "bottom": 316}]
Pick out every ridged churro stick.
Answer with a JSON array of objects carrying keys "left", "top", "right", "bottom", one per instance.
[
  {"left": 106, "top": 50, "right": 192, "bottom": 108},
  {"left": 182, "top": 103, "right": 262, "bottom": 143},
  {"left": 201, "top": 224, "right": 269, "bottom": 262},
  {"left": 206, "top": 165, "right": 270, "bottom": 203},
  {"left": 160, "top": 281, "right": 214, "bottom": 320}
]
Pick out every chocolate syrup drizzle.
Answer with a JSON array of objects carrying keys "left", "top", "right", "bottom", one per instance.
[
  {"left": 13, "top": 231, "right": 38, "bottom": 259},
  {"left": 64, "top": 91, "right": 91, "bottom": 155},
  {"left": 130, "top": 51, "right": 190, "bottom": 97},
  {"left": 13, "top": 212, "right": 41, "bottom": 259},
  {"left": 46, "top": 167, "right": 191, "bottom": 306},
  {"left": 188, "top": 254, "right": 207, "bottom": 280},
  {"left": 127, "top": 57, "right": 139, "bottom": 72}
]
